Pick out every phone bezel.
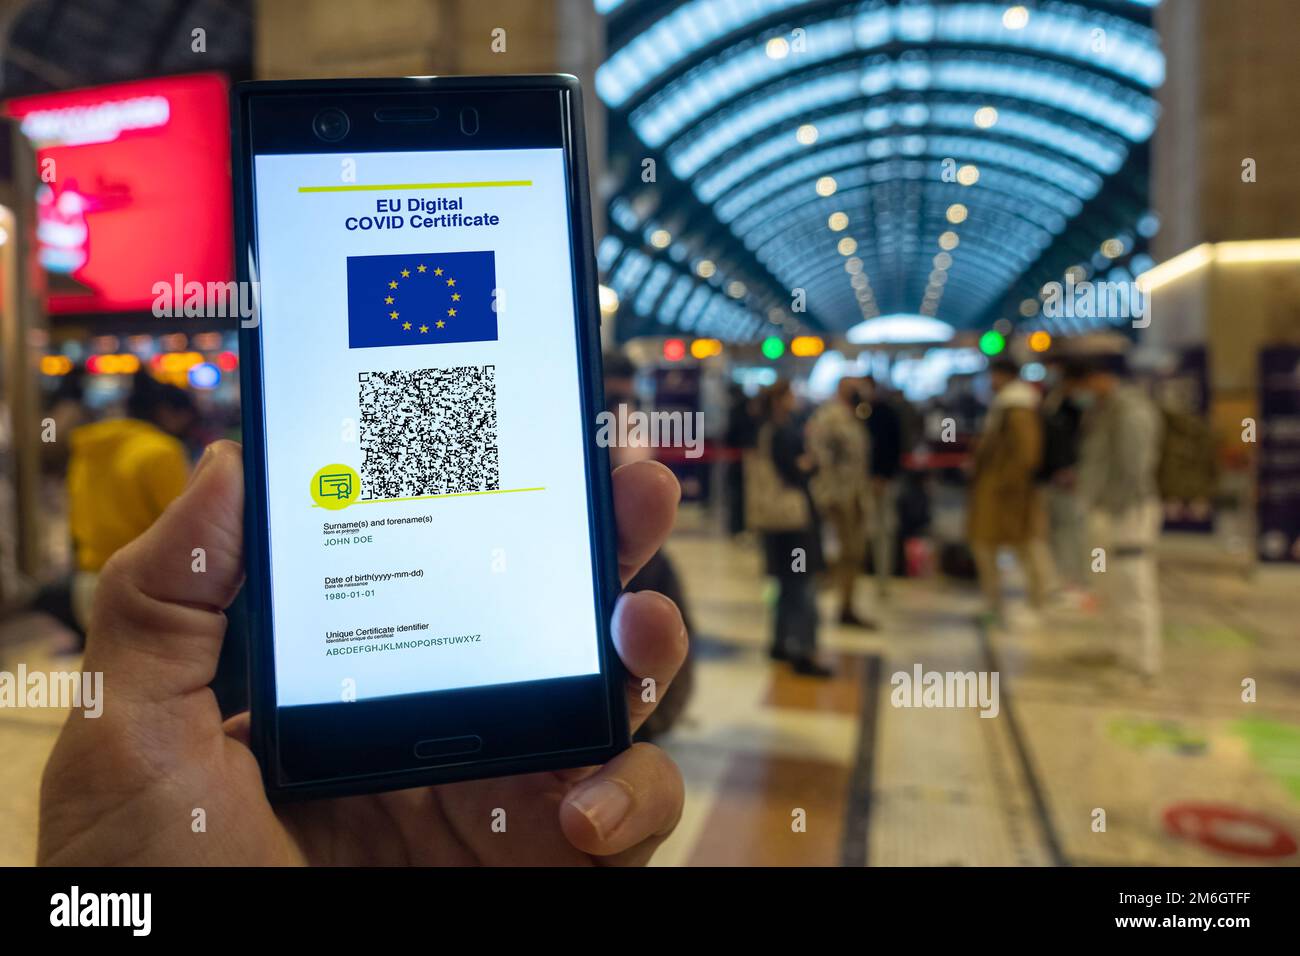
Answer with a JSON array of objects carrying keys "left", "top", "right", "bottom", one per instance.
[{"left": 232, "top": 75, "right": 628, "bottom": 800}]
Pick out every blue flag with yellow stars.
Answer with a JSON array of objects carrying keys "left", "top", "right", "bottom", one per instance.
[{"left": 346, "top": 251, "right": 497, "bottom": 348}]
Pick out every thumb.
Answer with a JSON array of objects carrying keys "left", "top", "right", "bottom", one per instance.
[{"left": 84, "top": 439, "right": 245, "bottom": 706}]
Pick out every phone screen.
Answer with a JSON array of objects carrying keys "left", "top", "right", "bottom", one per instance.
[{"left": 250, "top": 146, "right": 603, "bottom": 709}]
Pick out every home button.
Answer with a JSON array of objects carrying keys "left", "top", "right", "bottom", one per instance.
[{"left": 414, "top": 735, "right": 483, "bottom": 760}]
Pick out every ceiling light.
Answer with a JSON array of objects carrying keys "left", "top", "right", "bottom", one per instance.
[{"left": 1002, "top": 6, "right": 1030, "bottom": 30}]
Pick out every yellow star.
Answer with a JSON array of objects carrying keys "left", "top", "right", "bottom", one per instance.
[
  {"left": 419, "top": 324, "right": 429, "bottom": 334},
  {"left": 402, "top": 321, "right": 411, "bottom": 330},
  {"left": 389, "top": 311, "right": 399, "bottom": 320},
  {"left": 400, "top": 269, "right": 410, "bottom": 278},
  {"left": 446, "top": 277, "right": 456, "bottom": 287},
  {"left": 384, "top": 296, "right": 394, "bottom": 304},
  {"left": 389, "top": 280, "right": 398, "bottom": 289},
  {"left": 434, "top": 267, "right": 443, "bottom": 276},
  {"left": 436, "top": 320, "right": 445, "bottom": 328},
  {"left": 447, "top": 308, "right": 457, "bottom": 317},
  {"left": 417, "top": 264, "right": 427, "bottom": 273},
  {"left": 451, "top": 292, "right": 461, "bottom": 301}
]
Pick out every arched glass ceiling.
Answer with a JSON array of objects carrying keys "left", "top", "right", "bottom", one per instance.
[
  {"left": 742, "top": 175, "right": 1074, "bottom": 261},
  {"left": 600, "top": 0, "right": 1161, "bottom": 16},
  {"left": 702, "top": 125, "right": 1101, "bottom": 206},
  {"left": 669, "top": 58, "right": 1144, "bottom": 179},
  {"left": 596, "top": 0, "right": 1164, "bottom": 336},
  {"left": 598, "top": 0, "right": 822, "bottom": 106},
  {"left": 605, "top": 244, "right": 769, "bottom": 342},
  {"left": 619, "top": 2, "right": 1162, "bottom": 135},
  {"left": 758, "top": 200, "right": 1053, "bottom": 284},
  {"left": 759, "top": 205, "right": 1051, "bottom": 275},
  {"left": 601, "top": 1, "right": 1162, "bottom": 108},
  {"left": 715, "top": 135, "right": 1094, "bottom": 227},
  {"left": 768, "top": 249, "right": 1034, "bottom": 317}
]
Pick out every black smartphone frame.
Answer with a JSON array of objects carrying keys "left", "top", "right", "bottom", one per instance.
[{"left": 232, "top": 75, "right": 628, "bottom": 800}]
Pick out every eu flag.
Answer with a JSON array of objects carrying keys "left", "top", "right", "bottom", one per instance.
[{"left": 346, "top": 251, "right": 497, "bottom": 348}]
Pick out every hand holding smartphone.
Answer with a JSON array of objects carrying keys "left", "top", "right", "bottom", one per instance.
[
  {"left": 37, "top": 74, "right": 687, "bottom": 869},
  {"left": 37, "top": 438, "right": 687, "bottom": 865}
]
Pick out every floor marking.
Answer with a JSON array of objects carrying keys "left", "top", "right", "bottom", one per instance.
[
  {"left": 840, "top": 654, "right": 882, "bottom": 867},
  {"left": 976, "top": 619, "right": 1068, "bottom": 866}
]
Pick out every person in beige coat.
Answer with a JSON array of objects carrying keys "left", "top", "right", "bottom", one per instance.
[
  {"left": 808, "top": 377, "right": 877, "bottom": 628},
  {"left": 967, "top": 358, "right": 1051, "bottom": 623}
]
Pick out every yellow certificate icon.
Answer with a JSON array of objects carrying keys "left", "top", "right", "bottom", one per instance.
[{"left": 310, "top": 463, "right": 361, "bottom": 510}]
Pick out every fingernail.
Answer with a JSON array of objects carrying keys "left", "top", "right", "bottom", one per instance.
[
  {"left": 567, "top": 780, "right": 632, "bottom": 841},
  {"left": 187, "top": 443, "right": 219, "bottom": 487},
  {"left": 642, "top": 588, "right": 678, "bottom": 616},
  {"left": 638, "top": 590, "right": 687, "bottom": 642}
]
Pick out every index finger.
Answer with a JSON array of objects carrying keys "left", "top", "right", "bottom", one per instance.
[{"left": 612, "top": 460, "right": 680, "bottom": 586}]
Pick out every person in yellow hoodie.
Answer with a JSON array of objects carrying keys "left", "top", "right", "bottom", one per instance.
[{"left": 67, "top": 371, "right": 196, "bottom": 630}]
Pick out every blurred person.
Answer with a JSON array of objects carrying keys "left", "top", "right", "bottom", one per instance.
[
  {"left": 860, "top": 376, "right": 905, "bottom": 599},
  {"left": 66, "top": 371, "right": 196, "bottom": 631},
  {"left": 723, "top": 383, "right": 760, "bottom": 537},
  {"left": 967, "top": 358, "right": 1050, "bottom": 624},
  {"left": 1063, "top": 357, "right": 1164, "bottom": 678},
  {"left": 604, "top": 352, "right": 694, "bottom": 738},
  {"left": 40, "top": 365, "right": 90, "bottom": 473},
  {"left": 808, "top": 376, "right": 876, "bottom": 628},
  {"left": 1153, "top": 391, "right": 1219, "bottom": 519},
  {"left": 602, "top": 353, "right": 650, "bottom": 467},
  {"left": 39, "top": 441, "right": 688, "bottom": 865},
  {"left": 21, "top": 366, "right": 92, "bottom": 642},
  {"left": 747, "top": 381, "right": 830, "bottom": 677},
  {"left": 1038, "top": 358, "right": 1087, "bottom": 593}
]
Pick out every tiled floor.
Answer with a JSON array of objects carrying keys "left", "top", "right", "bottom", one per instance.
[
  {"left": 3, "top": 507, "right": 1298, "bottom": 867},
  {"left": 649, "top": 507, "right": 1300, "bottom": 867},
  {"left": 0, "top": 614, "right": 72, "bottom": 867}
]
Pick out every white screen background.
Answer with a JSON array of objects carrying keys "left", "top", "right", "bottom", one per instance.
[{"left": 252, "top": 148, "right": 601, "bottom": 707}]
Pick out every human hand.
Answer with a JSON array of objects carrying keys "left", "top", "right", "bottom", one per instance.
[{"left": 38, "top": 440, "right": 687, "bottom": 866}]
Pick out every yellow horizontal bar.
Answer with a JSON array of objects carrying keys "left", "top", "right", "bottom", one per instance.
[
  {"left": 354, "top": 486, "right": 544, "bottom": 505},
  {"left": 298, "top": 180, "right": 532, "bottom": 193},
  {"left": 312, "top": 486, "right": 544, "bottom": 509}
]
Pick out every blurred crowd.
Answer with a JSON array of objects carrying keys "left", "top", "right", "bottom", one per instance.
[
  {"left": 6, "top": 349, "right": 1216, "bottom": 729},
  {"left": 725, "top": 355, "right": 1204, "bottom": 682}
]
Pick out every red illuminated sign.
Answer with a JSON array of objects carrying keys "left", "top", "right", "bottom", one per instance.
[{"left": 6, "top": 73, "right": 232, "bottom": 315}]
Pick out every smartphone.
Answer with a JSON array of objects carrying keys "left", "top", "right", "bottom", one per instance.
[{"left": 232, "top": 76, "right": 628, "bottom": 799}]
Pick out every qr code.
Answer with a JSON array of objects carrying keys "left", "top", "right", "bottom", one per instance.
[{"left": 358, "top": 365, "right": 499, "bottom": 500}]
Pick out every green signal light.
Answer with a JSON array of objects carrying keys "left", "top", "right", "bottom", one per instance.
[
  {"left": 979, "top": 330, "right": 1006, "bottom": 356},
  {"left": 761, "top": 336, "right": 785, "bottom": 360}
]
